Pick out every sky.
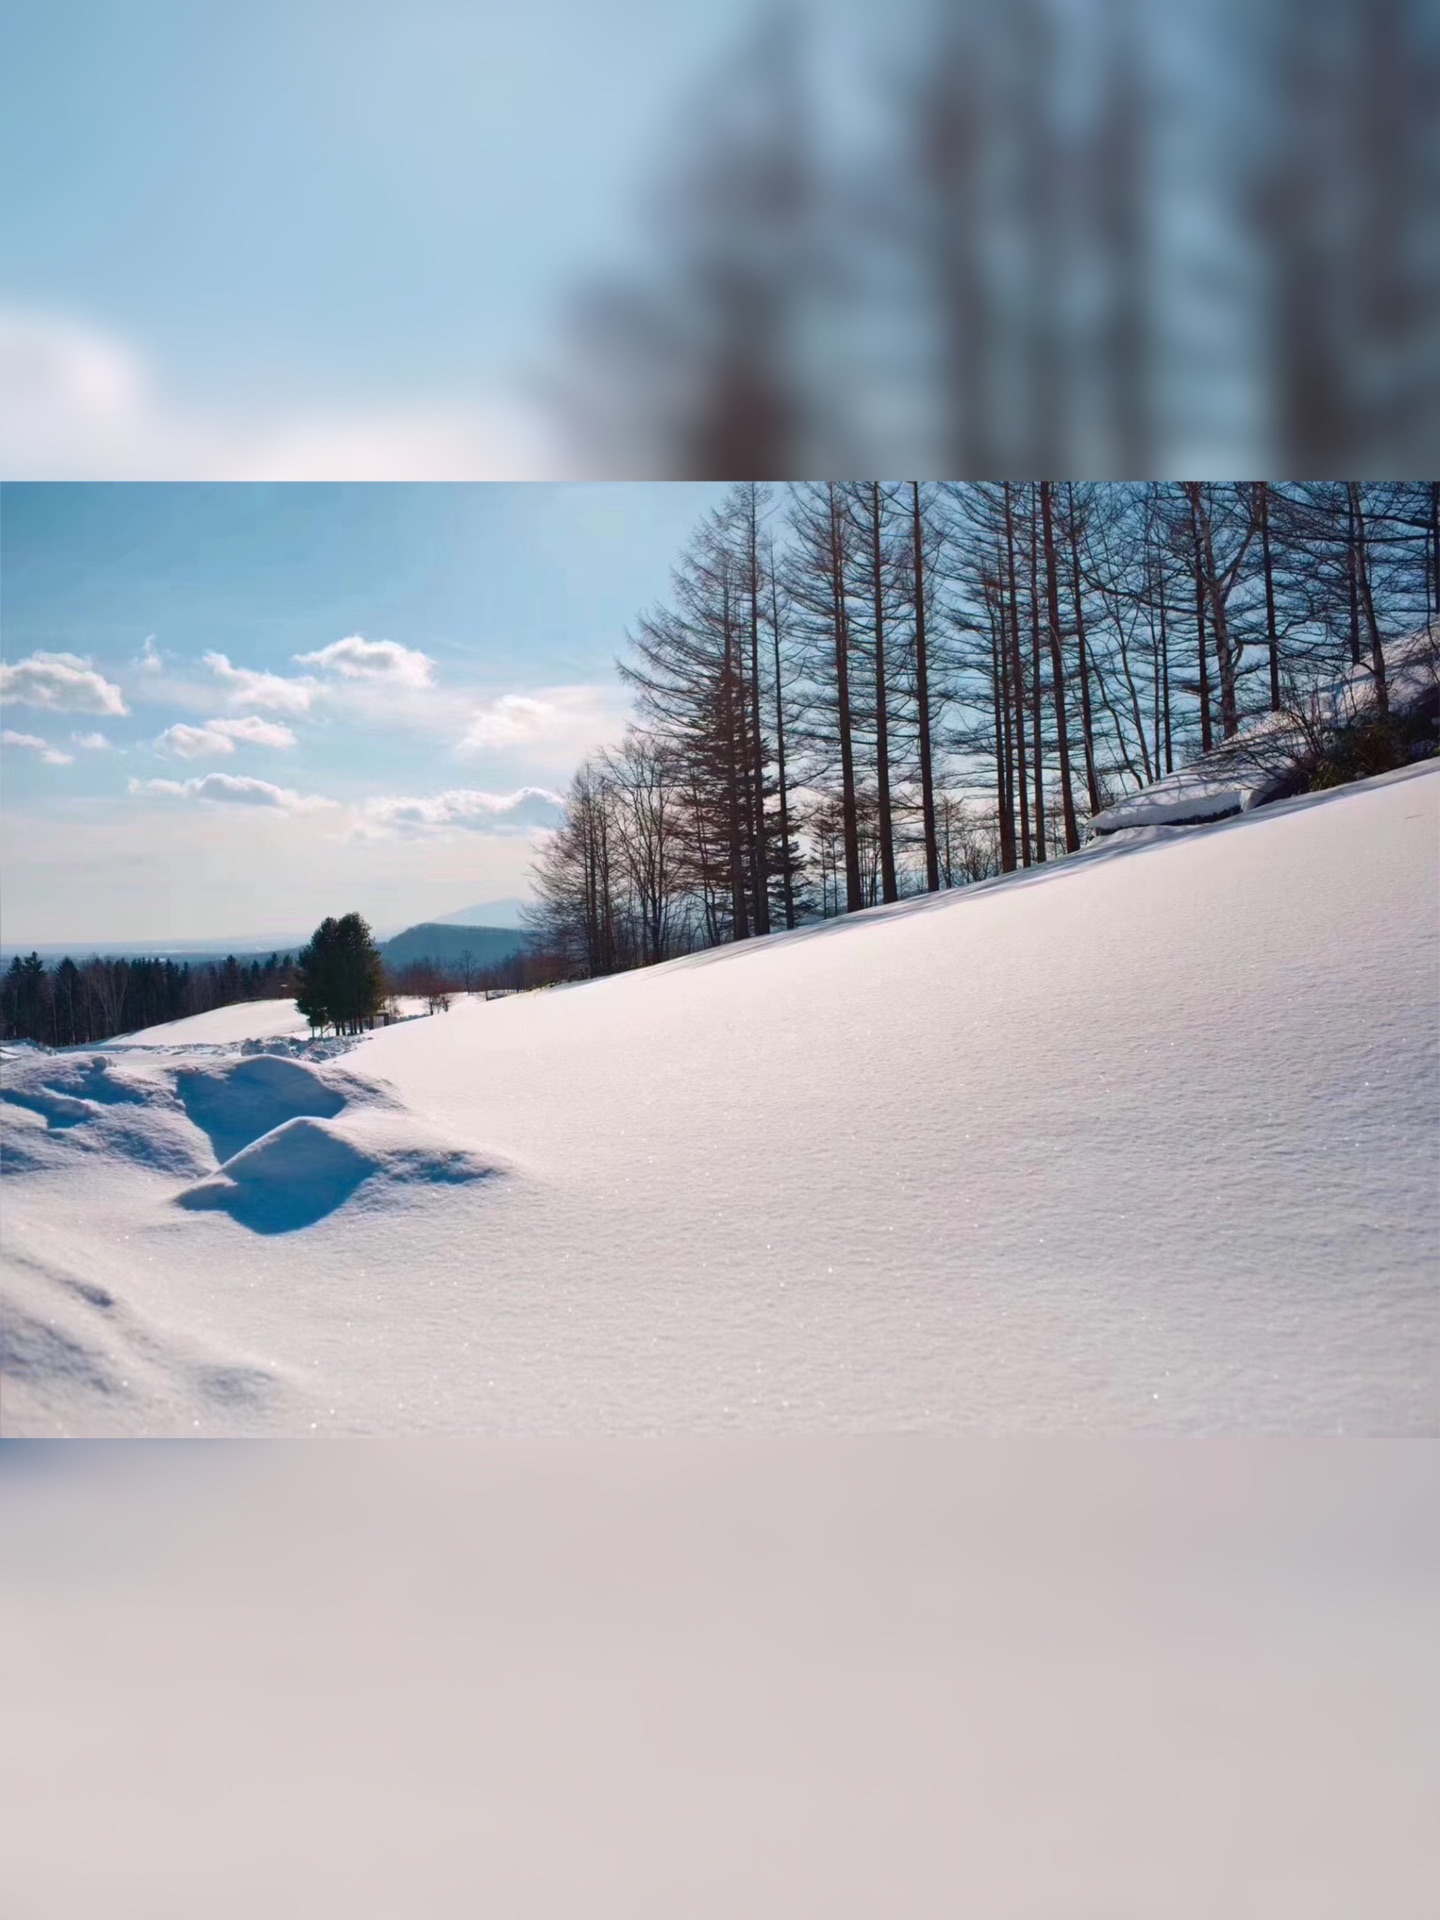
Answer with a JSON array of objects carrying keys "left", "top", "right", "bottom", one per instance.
[
  {"left": 0, "top": 0, "right": 761, "bottom": 476},
  {"left": 0, "top": 483, "right": 727, "bottom": 945}
]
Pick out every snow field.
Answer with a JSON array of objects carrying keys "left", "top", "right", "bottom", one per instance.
[
  {"left": 2, "top": 759, "right": 1437, "bottom": 1434},
  {"left": 103, "top": 993, "right": 434, "bottom": 1047}
]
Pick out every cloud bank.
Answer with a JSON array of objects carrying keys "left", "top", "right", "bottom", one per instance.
[
  {"left": 157, "top": 716, "right": 297, "bottom": 759},
  {"left": 3, "top": 728, "right": 74, "bottom": 766},
  {"left": 0, "top": 308, "right": 552, "bottom": 480},
  {"left": 202, "top": 653, "right": 316, "bottom": 715},
  {"left": 128, "top": 773, "right": 561, "bottom": 839},
  {"left": 0, "top": 651, "right": 129, "bottom": 716},
  {"left": 131, "top": 773, "right": 328, "bottom": 812},
  {"left": 294, "top": 636, "right": 435, "bottom": 688},
  {"left": 458, "top": 686, "right": 624, "bottom": 759},
  {"left": 360, "top": 787, "right": 565, "bottom": 837}
]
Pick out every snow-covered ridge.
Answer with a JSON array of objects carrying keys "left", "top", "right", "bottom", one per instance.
[{"left": 1088, "top": 622, "right": 1440, "bottom": 838}]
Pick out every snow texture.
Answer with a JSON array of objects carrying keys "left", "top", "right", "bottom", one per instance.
[
  {"left": 3, "top": 760, "right": 1437, "bottom": 1435},
  {"left": 104, "top": 998, "right": 315, "bottom": 1047}
]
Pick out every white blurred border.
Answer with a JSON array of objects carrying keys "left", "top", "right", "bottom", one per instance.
[{"left": 1, "top": 1440, "right": 1435, "bottom": 1919}]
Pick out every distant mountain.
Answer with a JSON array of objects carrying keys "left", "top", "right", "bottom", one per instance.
[
  {"left": 378, "top": 922, "right": 530, "bottom": 972},
  {"left": 1, "top": 901, "right": 536, "bottom": 969},
  {"left": 429, "top": 897, "right": 531, "bottom": 930}
]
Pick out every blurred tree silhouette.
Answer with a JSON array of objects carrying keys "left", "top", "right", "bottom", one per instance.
[{"left": 556, "top": 0, "right": 1440, "bottom": 476}]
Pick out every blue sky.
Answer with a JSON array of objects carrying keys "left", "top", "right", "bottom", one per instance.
[
  {"left": 0, "top": 483, "right": 726, "bottom": 944},
  {"left": 0, "top": 0, "right": 756, "bottom": 473}
]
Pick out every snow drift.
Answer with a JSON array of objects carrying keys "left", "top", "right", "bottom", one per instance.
[
  {"left": 1089, "top": 622, "right": 1440, "bottom": 837},
  {"left": 2, "top": 759, "right": 1437, "bottom": 1435}
]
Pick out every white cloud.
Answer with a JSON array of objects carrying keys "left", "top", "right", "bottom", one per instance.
[
  {"left": 212, "top": 715, "right": 297, "bottom": 748},
  {"left": 203, "top": 651, "right": 316, "bottom": 714},
  {"left": 3, "top": 728, "right": 74, "bottom": 765},
  {"left": 129, "top": 770, "right": 553, "bottom": 834},
  {"left": 0, "top": 650, "right": 128, "bottom": 716},
  {"left": 0, "top": 308, "right": 556, "bottom": 481},
  {"left": 135, "top": 635, "right": 162, "bottom": 673},
  {"left": 72, "top": 731, "right": 113, "bottom": 750},
  {"left": 458, "top": 686, "right": 624, "bottom": 757},
  {"left": 294, "top": 635, "right": 435, "bottom": 687},
  {"left": 360, "top": 786, "right": 564, "bottom": 837},
  {"left": 157, "top": 715, "right": 297, "bottom": 759},
  {"left": 157, "top": 725, "right": 222, "bottom": 759},
  {"left": 131, "top": 773, "right": 328, "bottom": 812}
]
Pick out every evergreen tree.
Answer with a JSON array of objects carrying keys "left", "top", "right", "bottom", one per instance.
[{"left": 295, "top": 915, "right": 386, "bottom": 1036}]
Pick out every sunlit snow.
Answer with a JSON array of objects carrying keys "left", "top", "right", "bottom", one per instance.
[{"left": 2, "top": 760, "right": 1436, "bottom": 1435}]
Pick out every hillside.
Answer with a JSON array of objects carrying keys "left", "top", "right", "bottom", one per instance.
[
  {"left": 2, "top": 760, "right": 1436, "bottom": 1436},
  {"left": 379, "top": 921, "right": 528, "bottom": 972}
]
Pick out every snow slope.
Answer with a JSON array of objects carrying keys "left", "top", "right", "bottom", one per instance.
[
  {"left": 3, "top": 760, "right": 1437, "bottom": 1436},
  {"left": 105, "top": 998, "right": 313, "bottom": 1047},
  {"left": 103, "top": 995, "right": 434, "bottom": 1048}
]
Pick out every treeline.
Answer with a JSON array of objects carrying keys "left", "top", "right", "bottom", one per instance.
[
  {"left": 0, "top": 941, "right": 569, "bottom": 1047},
  {"left": 529, "top": 480, "right": 1439, "bottom": 977},
  {"left": 1, "top": 951, "right": 300, "bottom": 1047}
]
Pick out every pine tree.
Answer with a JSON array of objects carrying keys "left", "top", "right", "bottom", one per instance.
[{"left": 295, "top": 914, "right": 386, "bottom": 1037}]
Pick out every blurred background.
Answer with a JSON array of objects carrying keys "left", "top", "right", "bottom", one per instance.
[
  {"left": 1, "top": 1441, "right": 1436, "bottom": 1918},
  {"left": 3, "top": 0, "right": 1436, "bottom": 478}
]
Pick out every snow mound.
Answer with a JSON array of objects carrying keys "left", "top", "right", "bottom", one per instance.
[
  {"left": 176, "top": 1111, "right": 497, "bottom": 1234},
  {"left": 1, "top": 1052, "right": 212, "bottom": 1178},
  {"left": 2, "top": 1045, "right": 496, "bottom": 1234},
  {"left": 174, "top": 1054, "right": 352, "bottom": 1163}
]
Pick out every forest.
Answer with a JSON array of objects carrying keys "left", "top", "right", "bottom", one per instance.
[
  {"left": 526, "top": 481, "right": 1440, "bottom": 976},
  {"left": 0, "top": 951, "right": 299, "bottom": 1048}
]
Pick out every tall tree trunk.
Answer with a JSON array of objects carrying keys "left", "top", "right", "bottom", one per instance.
[
  {"left": 1188, "top": 484, "right": 1237, "bottom": 739},
  {"left": 769, "top": 559, "right": 796, "bottom": 930},
  {"left": 1065, "top": 484, "right": 1102, "bottom": 817},
  {"left": 722, "top": 581, "right": 750, "bottom": 940},
  {"left": 1004, "top": 484, "right": 1031, "bottom": 867},
  {"left": 1029, "top": 490, "right": 1046, "bottom": 861},
  {"left": 911, "top": 482, "right": 940, "bottom": 891},
  {"left": 1158, "top": 563, "right": 1173, "bottom": 774},
  {"left": 991, "top": 588, "right": 1016, "bottom": 872},
  {"left": 1189, "top": 490, "right": 1213, "bottom": 752},
  {"left": 1260, "top": 482, "right": 1281, "bottom": 711},
  {"left": 870, "top": 483, "right": 899, "bottom": 903},
  {"left": 1349, "top": 483, "right": 1389, "bottom": 717},
  {"left": 1040, "top": 483, "right": 1081, "bottom": 852},
  {"left": 745, "top": 497, "right": 771, "bottom": 935},
  {"left": 735, "top": 644, "right": 757, "bottom": 934},
  {"left": 830, "top": 489, "right": 863, "bottom": 913},
  {"left": 1346, "top": 488, "right": 1363, "bottom": 666}
]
